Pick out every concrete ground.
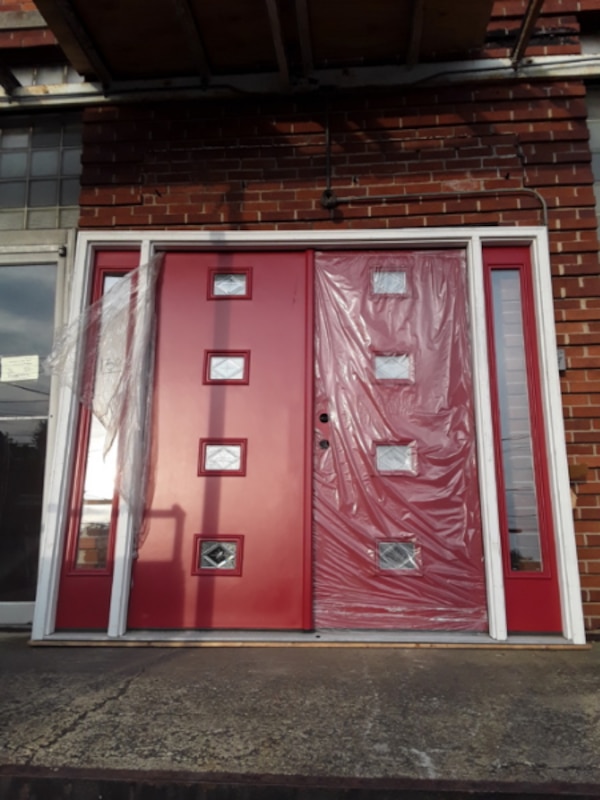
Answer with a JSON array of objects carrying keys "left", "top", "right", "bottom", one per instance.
[{"left": 1, "top": 634, "right": 600, "bottom": 798}]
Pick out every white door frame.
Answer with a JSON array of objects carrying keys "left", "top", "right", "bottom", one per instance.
[
  {"left": 31, "top": 227, "right": 586, "bottom": 644},
  {"left": 0, "top": 231, "right": 73, "bottom": 627}
]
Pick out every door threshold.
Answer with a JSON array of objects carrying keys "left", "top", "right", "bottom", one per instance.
[{"left": 30, "top": 630, "right": 590, "bottom": 649}]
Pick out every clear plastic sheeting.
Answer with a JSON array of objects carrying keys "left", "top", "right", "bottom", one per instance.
[
  {"left": 313, "top": 250, "right": 488, "bottom": 631},
  {"left": 47, "top": 254, "right": 162, "bottom": 542}
]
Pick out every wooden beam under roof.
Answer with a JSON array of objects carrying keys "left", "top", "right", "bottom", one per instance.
[
  {"left": 171, "top": 0, "right": 211, "bottom": 83},
  {"left": 265, "top": 0, "right": 290, "bottom": 87},
  {"left": 0, "top": 62, "right": 20, "bottom": 95},
  {"left": 35, "top": 0, "right": 112, "bottom": 85},
  {"left": 295, "top": 0, "right": 313, "bottom": 77},
  {"left": 512, "top": 0, "right": 546, "bottom": 64},
  {"left": 406, "top": 0, "right": 425, "bottom": 67}
]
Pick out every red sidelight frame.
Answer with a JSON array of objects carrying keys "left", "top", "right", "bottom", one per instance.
[
  {"left": 302, "top": 250, "right": 315, "bottom": 631},
  {"left": 55, "top": 249, "right": 141, "bottom": 630},
  {"left": 483, "top": 246, "right": 562, "bottom": 633}
]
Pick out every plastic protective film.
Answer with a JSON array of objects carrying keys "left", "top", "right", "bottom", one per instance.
[
  {"left": 47, "top": 255, "right": 161, "bottom": 543},
  {"left": 313, "top": 251, "right": 488, "bottom": 631}
]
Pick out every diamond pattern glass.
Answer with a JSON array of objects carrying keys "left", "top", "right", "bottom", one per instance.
[
  {"left": 378, "top": 541, "right": 417, "bottom": 570},
  {"left": 209, "top": 355, "right": 245, "bottom": 381},
  {"left": 372, "top": 270, "right": 407, "bottom": 295},
  {"left": 213, "top": 273, "right": 247, "bottom": 296},
  {"left": 375, "top": 354, "right": 411, "bottom": 380},
  {"left": 204, "top": 444, "right": 242, "bottom": 471},
  {"left": 200, "top": 540, "right": 238, "bottom": 570},
  {"left": 376, "top": 444, "right": 414, "bottom": 473}
]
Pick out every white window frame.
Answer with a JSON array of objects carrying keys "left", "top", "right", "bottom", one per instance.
[
  {"left": 32, "top": 227, "right": 586, "bottom": 644},
  {"left": 0, "top": 229, "right": 73, "bottom": 626}
]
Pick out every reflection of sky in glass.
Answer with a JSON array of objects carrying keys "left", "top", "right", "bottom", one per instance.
[
  {"left": 83, "top": 415, "right": 118, "bottom": 501},
  {"left": 0, "top": 265, "right": 56, "bottom": 417},
  {"left": 0, "top": 417, "right": 45, "bottom": 446},
  {"left": 491, "top": 270, "right": 542, "bottom": 571},
  {"left": 81, "top": 274, "right": 122, "bottom": 500}
]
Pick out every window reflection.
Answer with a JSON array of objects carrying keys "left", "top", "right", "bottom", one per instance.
[
  {"left": 0, "top": 419, "right": 48, "bottom": 601},
  {"left": 0, "top": 264, "right": 56, "bottom": 600},
  {"left": 72, "top": 275, "right": 122, "bottom": 571},
  {"left": 491, "top": 270, "right": 543, "bottom": 572}
]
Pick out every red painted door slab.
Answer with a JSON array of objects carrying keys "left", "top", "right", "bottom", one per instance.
[
  {"left": 127, "top": 251, "right": 312, "bottom": 630},
  {"left": 313, "top": 250, "right": 488, "bottom": 630}
]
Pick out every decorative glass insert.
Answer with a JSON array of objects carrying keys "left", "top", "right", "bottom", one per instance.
[
  {"left": 0, "top": 113, "right": 82, "bottom": 231},
  {"left": 199, "top": 439, "right": 247, "bottom": 476},
  {"left": 374, "top": 354, "right": 412, "bottom": 381},
  {"left": 211, "top": 271, "right": 250, "bottom": 298},
  {"left": 214, "top": 273, "right": 246, "bottom": 295},
  {"left": 210, "top": 356, "right": 244, "bottom": 380},
  {"left": 200, "top": 540, "right": 238, "bottom": 570},
  {"left": 205, "top": 351, "right": 250, "bottom": 384},
  {"left": 378, "top": 541, "right": 418, "bottom": 571},
  {"left": 375, "top": 443, "right": 415, "bottom": 474},
  {"left": 194, "top": 535, "right": 244, "bottom": 576},
  {"left": 371, "top": 270, "right": 407, "bottom": 295},
  {"left": 205, "top": 444, "right": 241, "bottom": 471}
]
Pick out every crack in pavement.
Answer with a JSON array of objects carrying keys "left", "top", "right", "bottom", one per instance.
[{"left": 22, "top": 670, "right": 143, "bottom": 765}]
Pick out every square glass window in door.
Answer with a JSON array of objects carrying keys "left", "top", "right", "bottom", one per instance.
[
  {"left": 204, "top": 351, "right": 250, "bottom": 384},
  {"left": 193, "top": 536, "right": 244, "bottom": 576},
  {"left": 371, "top": 270, "right": 407, "bottom": 296},
  {"left": 208, "top": 269, "right": 252, "bottom": 299},
  {"left": 376, "top": 540, "right": 421, "bottom": 573},
  {"left": 375, "top": 443, "right": 417, "bottom": 475},
  {"left": 198, "top": 439, "right": 247, "bottom": 476},
  {"left": 373, "top": 353, "right": 413, "bottom": 382}
]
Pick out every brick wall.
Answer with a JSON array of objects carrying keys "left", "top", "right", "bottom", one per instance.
[
  {"left": 0, "top": 1, "right": 38, "bottom": 11},
  {"left": 78, "top": 80, "right": 600, "bottom": 634},
  {"left": 0, "top": 27, "right": 54, "bottom": 47},
  {"left": 0, "top": 0, "right": 55, "bottom": 48}
]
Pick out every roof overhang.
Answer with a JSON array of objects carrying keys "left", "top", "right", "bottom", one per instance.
[{"left": 33, "top": 0, "right": 495, "bottom": 93}]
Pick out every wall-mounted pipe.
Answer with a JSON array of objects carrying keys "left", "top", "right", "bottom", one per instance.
[{"left": 320, "top": 187, "right": 548, "bottom": 227}]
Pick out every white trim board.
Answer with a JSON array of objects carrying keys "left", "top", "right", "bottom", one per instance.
[{"left": 31, "top": 227, "right": 586, "bottom": 645}]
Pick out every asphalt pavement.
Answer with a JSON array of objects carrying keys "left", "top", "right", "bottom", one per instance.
[{"left": 1, "top": 633, "right": 599, "bottom": 798}]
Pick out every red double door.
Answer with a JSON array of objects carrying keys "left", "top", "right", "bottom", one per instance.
[{"left": 127, "top": 249, "right": 490, "bottom": 631}]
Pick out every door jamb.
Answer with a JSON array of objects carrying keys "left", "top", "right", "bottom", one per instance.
[{"left": 107, "top": 240, "right": 152, "bottom": 637}]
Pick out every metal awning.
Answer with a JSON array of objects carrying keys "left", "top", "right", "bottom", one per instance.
[{"left": 33, "top": 0, "right": 495, "bottom": 91}]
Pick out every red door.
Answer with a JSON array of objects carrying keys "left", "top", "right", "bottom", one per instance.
[
  {"left": 127, "top": 251, "right": 312, "bottom": 630},
  {"left": 56, "top": 250, "right": 140, "bottom": 631},
  {"left": 484, "top": 247, "right": 562, "bottom": 632},
  {"left": 313, "top": 250, "right": 488, "bottom": 630}
]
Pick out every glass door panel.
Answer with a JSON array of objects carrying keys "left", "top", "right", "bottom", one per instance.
[
  {"left": 0, "top": 264, "right": 56, "bottom": 607},
  {"left": 490, "top": 270, "right": 543, "bottom": 572}
]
